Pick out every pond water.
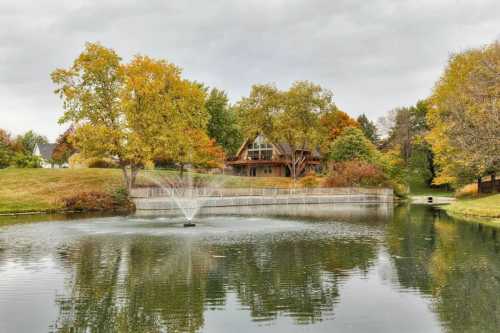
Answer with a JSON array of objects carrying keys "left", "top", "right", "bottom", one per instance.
[{"left": 0, "top": 204, "right": 499, "bottom": 332}]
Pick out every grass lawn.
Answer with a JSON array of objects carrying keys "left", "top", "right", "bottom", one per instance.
[
  {"left": 0, "top": 168, "right": 295, "bottom": 214},
  {"left": 408, "top": 178, "right": 454, "bottom": 197},
  {"left": 444, "top": 194, "right": 500, "bottom": 221},
  {"left": 0, "top": 168, "right": 124, "bottom": 213}
]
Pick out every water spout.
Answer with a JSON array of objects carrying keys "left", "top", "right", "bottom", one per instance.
[{"left": 141, "top": 170, "right": 226, "bottom": 225}]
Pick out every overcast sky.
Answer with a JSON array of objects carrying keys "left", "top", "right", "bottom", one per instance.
[{"left": 1, "top": 0, "right": 499, "bottom": 140}]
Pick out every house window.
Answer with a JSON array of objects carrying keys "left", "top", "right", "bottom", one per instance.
[
  {"left": 262, "top": 166, "right": 272, "bottom": 174},
  {"left": 247, "top": 135, "right": 273, "bottom": 160}
]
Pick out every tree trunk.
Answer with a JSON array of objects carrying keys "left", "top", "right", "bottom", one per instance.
[
  {"left": 122, "top": 165, "right": 139, "bottom": 192},
  {"left": 477, "top": 177, "right": 482, "bottom": 194},
  {"left": 131, "top": 166, "right": 139, "bottom": 189},
  {"left": 492, "top": 173, "right": 496, "bottom": 193},
  {"left": 179, "top": 163, "right": 184, "bottom": 178}
]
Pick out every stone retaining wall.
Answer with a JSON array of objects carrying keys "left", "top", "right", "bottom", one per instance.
[
  {"left": 133, "top": 192, "right": 393, "bottom": 211},
  {"left": 131, "top": 187, "right": 393, "bottom": 199}
]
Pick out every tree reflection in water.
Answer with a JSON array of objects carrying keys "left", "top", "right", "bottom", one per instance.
[
  {"left": 3, "top": 204, "right": 495, "bottom": 332},
  {"left": 387, "top": 205, "right": 500, "bottom": 333},
  {"left": 51, "top": 233, "right": 378, "bottom": 332}
]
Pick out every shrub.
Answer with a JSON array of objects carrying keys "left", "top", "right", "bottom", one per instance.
[
  {"left": 86, "top": 158, "right": 117, "bottom": 168},
  {"left": 328, "top": 127, "right": 379, "bottom": 163},
  {"left": 323, "top": 161, "right": 388, "bottom": 187},
  {"left": 62, "top": 189, "right": 130, "bottom": 211},
  {"left": 0, "top": 143, "right": 13, "bottom": 168},
  {"left": 456, "top": 183, "right": 478, "bottom": 198},
  {"left": 13, "top": 153, "right": 41, "bottom": 168},
  {"left": 300, "top": 172, "right": 320, "bottom": 188}
]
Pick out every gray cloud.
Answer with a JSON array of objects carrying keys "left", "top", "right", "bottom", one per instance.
[{"left": 1, "top": 0, "right": 499, "bottom": 140}]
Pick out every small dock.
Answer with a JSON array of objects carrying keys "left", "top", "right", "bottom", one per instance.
[{"left": 410, "top": 196, "right": 455, "bottom": 205}]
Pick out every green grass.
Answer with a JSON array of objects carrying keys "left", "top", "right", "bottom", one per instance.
[
  {"left": 408, "top": 178, "right": 454, "bottom": 197},
  {"left": 0, "top": 168, "right": 124, "bottom": 214},
  {"left": 0, "top": 168, "right": 295, "bottom": 214},
  {"left": 138, "top": 169, "right": 294, "bottom": 188},
  {"left": 444, "top": 194, "right": 500, "bottom": 222}
]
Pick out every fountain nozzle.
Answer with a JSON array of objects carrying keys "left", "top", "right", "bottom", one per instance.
[{"left": 183, "top": 220, "right": 196, "bottom": 227}]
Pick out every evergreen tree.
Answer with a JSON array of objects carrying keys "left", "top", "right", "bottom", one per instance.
[{"left": 356, "top": 114, "right": 378, "bottom": 144}]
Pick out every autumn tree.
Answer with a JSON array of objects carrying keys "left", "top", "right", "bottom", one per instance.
[
  {"left": 378, "top": 100, "right": 437, "bottom": 187},
  {"left": 0, "top": 129, "right": 13, "bottom": 168},
  {"left": 0, "top": 129, "right": 45, "bottom": 168},
  {"left": 328, "top": 127, "right": 379, "bottom": 163},
  {"left": 319, "top": 109, "right": 358, "bottom": 152},
  {"left": 52, "top": 43, "right": 133, "bottom": 185},
  {"left": 205, "top": 88, "right": 243, "bottom": 156},
  {"left": 52, "top": 42, "right": 213, "bottom": 189},
  {"left": 427, "top": 41, "right": 500, "bottom": 185},
  {"left": 168, "top": 128, "right": 225, "bottom": 177},
  {"left": 19, "top": 131, "right": 48, "bottom": 154},
  {"left": 237, "top": 81, "right": 333, "bottom": 179},
  {"left": 52, "top": 126, "right": 77, "bottom": 164}
]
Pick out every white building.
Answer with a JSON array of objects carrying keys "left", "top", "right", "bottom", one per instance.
[{"left": 33, "top": 143, "right": 68, "bottom": 168}]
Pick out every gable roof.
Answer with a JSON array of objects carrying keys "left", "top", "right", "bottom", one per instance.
[
  {"left": 234, "top": 135, "right": 321, "bottom": 160},
  {"left": 273, "top": 143, "right": 321, "bottom": 158},
  {"left": 35, "top": 143, "right": 57, "bottom": 161}
]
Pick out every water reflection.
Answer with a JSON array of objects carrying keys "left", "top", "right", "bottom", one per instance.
[
  {"left": 386, "top": 205, "right": 500, "bottom": 333},
  {"left": 50, "top": 234, "right": 378, "bottom": 331},
  {"left": 0, "top": 204, "right": 499, "bottom": 332}
]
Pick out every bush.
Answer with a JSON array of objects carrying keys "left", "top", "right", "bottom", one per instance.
[
  {"left": 0, "top": 144, "right": 13, "bottom": 168},
  {"left": 13, "top": 153, "right": 41, "bottom": 168},
  {"left": 323, "top": 161, "right": 389, "bottom": 187},
  {"left": 62, "top": 189, "right": 130, "bottom": 211},
  {"left": 300, "top": 172, "right": 320, "bottom": 188},
  {"left": 328, "top": 127, "right": 379, "bottom": 163},
  {"left": 456, "top": 183, "right": 478, "bottom": 198},
  {"left": 87, "top": 158, "right": 117, "bottom": 168}
]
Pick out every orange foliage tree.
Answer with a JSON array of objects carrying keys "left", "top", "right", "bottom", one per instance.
[{"left": 319, "top": 109, "right": 358, "bottom": 152}]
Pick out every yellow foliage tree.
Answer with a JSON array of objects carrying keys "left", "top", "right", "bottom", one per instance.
[
  {"left": 427, "top": 41, "right": 500, "bottom": 185},
  {"left": 52, "top": 42, "right": 215, "bottom": 189}
]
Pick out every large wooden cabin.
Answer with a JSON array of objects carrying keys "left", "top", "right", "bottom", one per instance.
[{"left": 226, "top": 134, "right": 321, "bottom": 177}]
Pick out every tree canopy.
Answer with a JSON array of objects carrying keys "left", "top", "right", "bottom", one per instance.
[
  {"left": 328, "top": 127, "right": 379, "bottom": 163},
  {"left": 52, "top": 42, "right": 220, "bottom": 189},
  {"left": 356, "top": 114, "right": 378, "bottom": 144},
  {"left": 319, "top": 109, "right": 358, "bottom": 151},
  {"left": 205, "top": 88, "right": 243, "bottom": 156},
  {"left": 427, "top": 41, "right": 500, "bottom": 185},
  {"left": 237, "top": 81, "right": 334, "bottom": 179}
]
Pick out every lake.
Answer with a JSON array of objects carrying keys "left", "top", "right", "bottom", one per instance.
[{"left": 0, "top": 204, "right": 499, "bottom": 332}]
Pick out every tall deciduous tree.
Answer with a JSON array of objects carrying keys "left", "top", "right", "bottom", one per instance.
[
  {"left": 319, "top": 109, "right": 358, "bottom": 151},
  {"left": 122, "top": 55, "right": 211, "bottom": 178},
  {"left": 328, "top": 127, "right": 379, "bottom": 163},
  {"left": 0, "top": 140, "right": 12, "bottom": 168},
  {"left": 379, "top": 101, "right": 436, "bottom": 187},
  {"left": 237, "top": 81, "right": 333, "bottom": 179},
  {"left": 52, "top": 42, "right": 213, "bottom": 189},
  {"left": 16, "top": 130, "right": 48, "bottom": 154},
  {"left": 205, "top": 88, "right": 243, "bottom": 156},
  {"left": 52, "top": 126, "right": 77, "bottom": 164},
  {"left": 427, "top": 41, "right": 500, "bottom": 185},
  {"left": 52, "top": 42, "right": 133, "bottom": 186}
]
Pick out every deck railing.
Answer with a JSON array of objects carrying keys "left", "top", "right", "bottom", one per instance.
[{"left": 130, "top": 187, "right": 393, "bottom": 198}]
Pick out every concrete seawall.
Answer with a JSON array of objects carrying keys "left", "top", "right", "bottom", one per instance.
[{"left": 133, "top": 189, "right": 394, "bottom": 211}]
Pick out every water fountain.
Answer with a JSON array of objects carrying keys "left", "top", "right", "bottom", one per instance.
[{"left": 141, "top": 169, "right": 226, "bottom": 227}]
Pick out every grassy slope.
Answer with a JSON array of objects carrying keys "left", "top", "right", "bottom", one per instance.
[
  {"left": 444, "top": 194, "right": 500, "bottom": 221},
  {"left": 0, "top": 168, "right": 124, "bottom": 213},
  {"left": 0, "top": 168, "right": 294, "bottom": 214}
]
